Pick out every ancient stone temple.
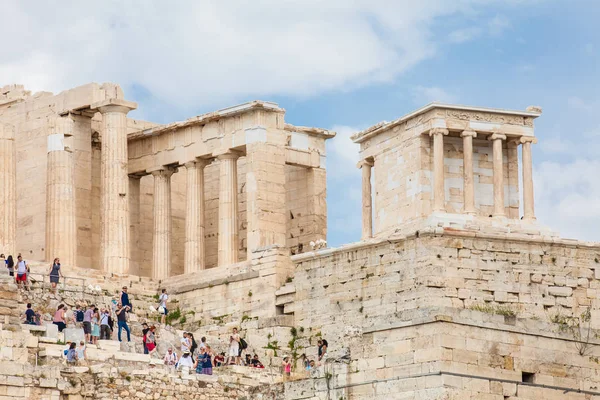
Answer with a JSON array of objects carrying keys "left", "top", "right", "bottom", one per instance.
[
  {"left": 1, "top": 83, "right": 599, "bottom": 400},
  {"left": 0, "top": 83, "right": 330, "bottom": 278}
]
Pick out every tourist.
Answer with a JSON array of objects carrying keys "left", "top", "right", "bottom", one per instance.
[
  {"left": 48, "top": 257, "right": 63, "bottom": 292},
  {"left": 282, "top": 356, "right": 291, "bottom": 379},
  {"left": 100, "top": 308, "right": 111, "bottom": 340},
  {"left": 5, "top": 255, "right": 14, "bottom": 276},
  {"left": 181, "top": 331, "right": 191, "bottom": 353},
  {"left": 195, "top": 346, "right": 213, "bottom": 375},
  {"left": 83, "top": 304, "right": 94, "bottom": 343},
  {"left": 189, "top": 333, "right": 198, "bottom": 362},
  {"left": 251, "top": 354, "right": 264, "bottom": 368},
  {"left": 177, "top": 351, "right": 194, "bottom": 371},
  {"left": 199, "top": 336, "right": 207, "bottom": 351},
  {"left": 53, "top": 304, "right": 67, "bottom": 332},
  {"left": 66, "top": 342, "right": 78, "bottom": 364},
  {"left": 121, "top": 286, "right": 132, "bottom": 311},
  {"left": 309, "top": 360, "right": 315, "bottom": 370},
  {"left": 15, "top": 255, "right": 29, "bottom": 290},
  {"left": 228, "top": 327, "right": 241, "bottom": 365},
  {"left": 244, "top": 354, "right": 252, "bottom": 366},
  {"left": 64, "top": 306, "right": 75, "bottom": 327},
  {"left": 74, "top": 304, "right": 84, "bottom": 328},
  {"left": 23, "top": 303, "right": 36, "bottom": 325},
  {"left": 318, "top": 339, "right": 328, "bottom": 362},
  {"left": 141, "top": 322, "right": 150, "bottom": 354},
  {"left": 77, "top": 341, "right": 87, "bottom": 364},
  {"left": 158, "top": 288, "right": 168, "bottom": 325},
  {"left": 300, "top": 353, "right": 308, "bottom": 370},
  {"left": 164, "top": 347, "right": 178, "bottom": 367},
  {"left": 91, "top": 307, "right": 100, "bottom": 345},
  {"left": 116, "top": 303, "right": 131, "bottom": 342},
  {"left": 145, "top": 325, "right": 158, "bottom": 356},
  {"left": 214, "top": 352, "right": 225, "bottom": 367}
]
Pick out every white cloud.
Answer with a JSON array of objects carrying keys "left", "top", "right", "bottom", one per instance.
[
  {"left": 534, "top": 160, "right": 600, "bottom": 242},
  {"left": 412, "top": 86, "right": 457, "bottom": 105},
  {"left": 448, "top": 27, "right": 482, "bottom": 43},
  {"left": 488, "top": 14, "right": 511, "bottom": 35},
  {"left": 1, "top": 1, "right": 521, "bottom": 110}
]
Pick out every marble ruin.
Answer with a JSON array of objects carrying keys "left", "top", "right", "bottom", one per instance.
[{"left": 1, "top": 82, "right": 599, "bottom": 400}]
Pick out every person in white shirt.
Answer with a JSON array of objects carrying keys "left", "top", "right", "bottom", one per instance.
[
  {"left": 15, "top": 255, "right": 29, "bottom": 290},
  {"left": 163, "top": 348, "right": 178, "bottom": 367},
  {"left": 181, "top": 332, "right": 191, "bottom": 353},
  {"left": 158, "top": 288, "right": 168, "bottom": 325},
  {"left": 177, "top": 351, "right": 194, "bottom": 371}
]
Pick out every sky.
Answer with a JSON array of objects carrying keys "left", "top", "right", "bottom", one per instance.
[{"left": 1, "top": 0, "right": 599, "bottom": 247}]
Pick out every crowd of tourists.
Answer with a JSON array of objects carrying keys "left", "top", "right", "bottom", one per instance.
[{"left": 9, "top": 255, "right": 330, "bottom": 376}]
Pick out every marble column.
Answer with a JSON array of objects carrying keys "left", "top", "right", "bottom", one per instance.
[
  {"left": 45, "top": 116, "right": 77, "bottom": 267},
  {"left": 358, "top": 159, "right": 374, "bottom": 239},
  {"left": 489, "top": 133, "right": 507, "bottom": 217},
  {"left": 151, "top": 167, "right": 175, "bottom": 280},
  {"left": 216, "top": 150, "right": 239, "bottom": 267},
  {"left": 0, "top": 123, "right": 16, "bottom": 257},
  {"left": 129, "top": 175, "right": 142, "bottom": 275},
  {"left": 95, "top": 99, "right": 137, "bottom": 275},
  {"left": 430, "top": 128, "right": 449, "bottom": 212},
  {"left": 461, "top": 130, "right": 477, "bottom": 215},
  {"left": 520, "top": 137, "right": 537, "bottom": 220},
  {"left": 184, "top": 160, "right": 207, "bottom": 274}
]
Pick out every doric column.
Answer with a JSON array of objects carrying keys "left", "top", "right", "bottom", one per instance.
[
  {"left": 94, "top": 99, "right": 137, "bottom": 275},
  {"left": 429, "top": 128, "right": 449, "bottom": 212},
  {"left": 184, "top": 160, "right": 207, "bottom": 274},
  {"left": 45, "top": 116, "right": 77, "bottom": 267},
  {"left": 520, "top": 137, "right": 537, "bottom": 220},
  {"left": 489, "top": 133, "right": 507, "bottom": 217},
  {"left": 216, "top": 150, "right": 240, "bottom": 267},
  {"left": 151, "top": 167, "right": 175, "bottom": 280},
  {"left": 461, "top": 130, "right": 477, "bottom": 215},
  {"left": 128, "top": 175, "right": 142, "bottom": 275},
  {"left": 0, "top": 123, "right": 16, "bottom": 257},
  {"left": 357, "top": 159, "right": 374, "bottom": 239}
]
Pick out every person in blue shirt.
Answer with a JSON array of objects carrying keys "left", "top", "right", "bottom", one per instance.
[
  {"left": 121, "top": 286, "right": 132, "bottom": 311},
  {"left": 23, "top": 303, "right": 36, "bottom": 325}
]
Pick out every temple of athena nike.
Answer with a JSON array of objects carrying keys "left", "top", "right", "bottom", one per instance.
[{"left": 0, "top": 82, "right": 599, "bottom": 400}]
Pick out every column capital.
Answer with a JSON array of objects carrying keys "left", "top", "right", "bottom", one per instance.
[
  {"left": 429, "top": 128, "right": 449, "bottom": 137},
  {"left": 213, "top": 148, "right": 241, "bottom": 160},
  {"left": 91, "top": 98, "right": 137, "bottom": 114},
  {"left": 460, "top": 130, "right": 477, "bottom": 138},
  {"left": 128, "top": 174, "right": 143, "bottom": 180},
  {"left": 519, "top": 136, "right": 538, "bottom": 144},
  {"left": 356, "top": 158, "right": 374, "bottom": 169},
  {"left": 149, "top": 166, "right": 177, "bottom": 177},
  {"left": 488, "top": 133, "right": 507, "bottom": 141},
  {"left": 184, "top": 158, "right": 210, "bottom": 169}
]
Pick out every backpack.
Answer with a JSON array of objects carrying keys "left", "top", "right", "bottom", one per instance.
[
  {"left": 240, "top": 338, "right": 248, "bottom": 350},
  {"left": 76, "top": 310, "right": 84, "bottom": 322}
]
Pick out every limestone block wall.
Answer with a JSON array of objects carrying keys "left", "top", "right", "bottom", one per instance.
[{"left": 286, "top": 231, "right": 600, "bottom": 398}]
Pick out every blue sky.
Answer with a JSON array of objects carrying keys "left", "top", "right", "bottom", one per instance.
[{"left": 2, "top": 0, "right": 598, "bottom": 246}]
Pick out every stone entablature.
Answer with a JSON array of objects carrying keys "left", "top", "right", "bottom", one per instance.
[{"left": 352, "top": 103, "right": 543, "bottom": 239}]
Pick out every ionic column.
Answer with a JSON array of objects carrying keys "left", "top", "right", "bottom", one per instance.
[
  {"left": 461, "top": 130, "right": 477, "bottom": 215},
  {"left": 357, "top": 159, "right": 374, "bottom": 239},
  {"left": 151, "top": 167, "right": 175, "bottom": 280},
  {"left": 216, "top": 150, "right": 240, "bottom": 267},
  {"left": 45, "top": 116, "right": 77, "bottom": 267},
  {"left": 95, "top": 99, "right": 137, "bottom": 275},
  {"left": 489, "top": 133, "right": 507, "bottom": 217},
  {"left": 429, "top": 128, "right": 449, "bottom": 212},
  {"left": 184, "top": 160, "right": 207, "bottom": 273},
  {"left": 0, "top": 123, "right": 16, "bottom": 257},
  {"left": 129, "top": 175, "right": 142, "bottom": 275},
  {"left": 520, "top": 137, "right": 537, "bottom": 220}
]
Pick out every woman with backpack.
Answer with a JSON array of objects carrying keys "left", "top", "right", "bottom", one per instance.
[{"left": 6, "top": 255, "right": 14, "bottom": 277}]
